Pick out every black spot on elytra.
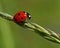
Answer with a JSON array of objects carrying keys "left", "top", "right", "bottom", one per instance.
[
  {"left": 21, "top": 17, "right": 23, "bottom": 19},
  {"left": 18, "top": 13, "right": 20, "bottom": 16}
]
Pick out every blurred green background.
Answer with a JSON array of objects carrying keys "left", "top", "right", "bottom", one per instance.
[{"left": 0, "top": 0, "right": 60, "bottom": 48}]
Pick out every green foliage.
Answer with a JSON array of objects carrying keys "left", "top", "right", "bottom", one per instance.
[{"left": 0, "top": 0, "right": 60, "bottom": 48}]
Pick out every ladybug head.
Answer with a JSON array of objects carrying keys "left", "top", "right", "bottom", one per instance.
[
  {"left": 13, "top": 11, "right": 31, "bottom": 24},
  {"left": 25, "top": 12, "right": 31, "bottom": 19}
]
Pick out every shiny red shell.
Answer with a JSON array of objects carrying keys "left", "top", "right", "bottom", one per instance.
[{"left": 13, "top": 11, "right": 28, "bottom": 23}]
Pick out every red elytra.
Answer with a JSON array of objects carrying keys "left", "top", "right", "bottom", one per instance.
[{"left": 13, "top": 11, "right": 28, "bottom": 23}]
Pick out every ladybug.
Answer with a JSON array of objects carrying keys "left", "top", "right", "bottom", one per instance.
[{"left": 13, "top": 11, "right": 31, "bottom": 24}]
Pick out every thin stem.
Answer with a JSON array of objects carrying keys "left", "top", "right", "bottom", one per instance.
[
  {"left": 0, "top": 11, "right": 13, "bottom": 21},
  {"left": 0, "top": 11, "right": 60, "bottom": 44}
]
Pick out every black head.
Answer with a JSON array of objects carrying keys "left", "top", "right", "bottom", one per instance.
[{"left": 25, "top": 12, "right": 31, "bottom": 19}]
